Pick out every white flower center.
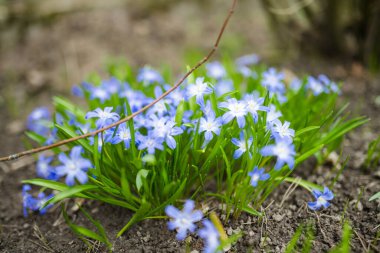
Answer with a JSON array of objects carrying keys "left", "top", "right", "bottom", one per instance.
[
  {"left": 247, "top": 101, "right": 259, "bottom": 111},
  {"left": 120, "top": 131, "right": 130, "bottom": 140},
  {"left": 39, "top": 163, "right": 48, "bottom": 172},
  {"left": 195, "top": 84, "right": 206, "bottom": 94},
  {"left": 252, "top": 174, "right": 259, "bottom": 182},
  {"left": 277, "top": 126, "right": 288, "bottom": 137},
  {"left": 230, "top": 103, "right": 246, "bottom": 116},
  {"left": 238, "top": 141, "right": 247, "bottom": 151},
  {"left": 178, "top": 217, "right": 191, "bottom": 227},
  {"left": 67, "top": 161, "right": 77, "bottom": 171},
  {"left": 274, "top": 143, "right": 290, "bottom": 159},
  {"left": 317, "top": 196, "right": 327, "bottom": 205},
  {"left": 98, "top": 111, "right": 110, "bottom": 119}
]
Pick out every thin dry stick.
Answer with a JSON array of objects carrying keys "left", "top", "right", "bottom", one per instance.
[{"left": 0, "top": 0, "right": 238, "bottom": 163}]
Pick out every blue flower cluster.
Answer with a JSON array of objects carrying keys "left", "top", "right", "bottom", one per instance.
[
  {"left": 25, "top": 55, "right": 340, "bottom": 218},
  {"left": 165, "top": 200, "right": 221, "bottom": 253},
  {"left": 22, "top": 184, "right": 54, "bottom": 217}
]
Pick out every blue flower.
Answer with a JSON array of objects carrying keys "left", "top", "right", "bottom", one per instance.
[
  {"left": 318, "top": 74, "right": 340, "bottom": 94},
  {"left": 261, "top": 137, "right": 296, "bottom": 170},
  {"left": 243, "top": 94, "right": 268, "bottom": 123},
  {"left": 137, "top": 132, "right": 164, "bottom": 154},
  {"left": 261, "top": 68, "right": 285, "bottom": 95},
  {"left": 22, "top": 185, "right": 35, "bottom": 217},
  {"left": 76, "top": 123, "right": 92, "bottom": 135},
  {"left": 198, "top": 220, "right": 221, "bottom": 253},
  {"left": 237, "top": 65, "right": 253, "bottom": 77},
  {"left": 236, "top": 54, "right": 260, "bottom": 66},
  {"left": 72, "top": 85, "right": 84, "bottom": 97},
  {"left": 147, "top": 86, "right": 170, "bottom": 116},
  {"left": 36, "top": 155, "right": 59, "bottom": 180},
  {"left": 101, "top": 78, "right": 121, "bottom": 94},
  {"left": 271, "top": 120, "right": 295, "bottom": 141},
  {"left": 35, "top": 192, "right": 55, "bottom": 215},
  {"left": 148, "top": 115, "right": 183, "bottom": 149},
  {"left": 27, "top": 107, "right": 51, "bottom": 136},
  {"left": 187, "top": 77, "right": 213, "bottom": 105},
  {"left": 165, "top": 84, "right": 185, "bottom": 106},
  {"left": 56, "top": 146, "right": 92, "bottom": 186},
  {"left": 137, "top": 66, "right": 164, "bottom": 85},
  {"left": 22, "top": 185, "right": 54, "bottom": 217},
  {"left": 306, "top": 76, "right": 327, "bottom": 96},
  {"left": 44, "top": 128, "right": 58, "bottom": 145},
  {"left": 308, "top": 187, "right": 334, "bottom": 211},
  {"left": 120, "top": 84, "right": 151, "bottom": 112},
  {"left": 290, "top": 78, "right": 302, "bottom": 92},
  {"left": 219, "top": 98, "right": 247, "bottom": 128},
  {"left": 89, "top": 85, "right": 110, "bottom": 103},
  {"left": 110, "top": 123, "right": 132, "bottom": 149},
  {"left": 165, "top": 200, "right": 203, "bottom": 240},
  {"left": 85, "top": 107, "right": 120, "bottom": 128},
  {"left": 215, "top": 79, "right": 234, "bottom": 97},
  {"left": 231, "top": 132, "right": 253, "bottom": 159},
  {"left": 266, "top": 105, "right": 282, "bottom": 127},
  {"left": 199, "top": 102, "right": 222, "bottom": 146},
  {"left": 248, "top": 167, "right": 270, "bottom": 187},
  {"left": 206, "top": 61, "right": 226, "bottom": 79}
]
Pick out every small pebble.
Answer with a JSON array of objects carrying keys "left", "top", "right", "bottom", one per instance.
[
  {"left": 357, "top": 201, "right": 363, "bottom": 211},
  {"left": 273, "top": 214, "right": 284, "bottom": 222}
]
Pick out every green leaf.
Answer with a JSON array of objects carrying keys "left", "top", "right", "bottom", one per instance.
[
  {"left": 25, "top": 131, "right": 46, "bottom": 145},
  {"left": 55, "top": 124, "right": 93, "bottom": 154},
  {"left": 62, "top": 206, "right": 109, "bottom": 245},
  {"left": 120, "top": 168, "right": 132, "bottom": 199},
  {"left": 23, "top": 179, "right": 71, "bottom": 192},
  {"left": 285, "top": 224, "right": 304, "bottom": 253},
  {"left": 295, "top": 126, "right": 320, "bottom": 137},
  {"left": 175, "top": 101, "right": 185, "bottom": 125},
  {"left": 295, "top": 144, "right": 324, "bottom": 166},
  {"left": 241, "top": 205, "right": 262, "bottom": 217},
  {"left": 45, "top": 185, "right": 98, "bottom": 206},
  {"left": 117, "top": 199, "right": 151, "bottom": 237},
  {"left": 136, "top": 169, "right": 149, "bottom": 191},
  {"left": 148, "top": 179, "right": 187, "bottom": 216},
  {"left": 369, "top": 192, "right": 380, "bottom": 201},
  {"left": 77, "top": 206, "right": 112, "bottom": 248},
  {"left": 280, "top": 177, "right": 323, "bottom": 192}
]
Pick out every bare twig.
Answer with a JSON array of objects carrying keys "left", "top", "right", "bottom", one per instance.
[
  {"left": 279, "top": 177, "right": 300, "bottom": 207},
  {"left": 352, "top": 228, "right": 368, "bottom": 251},
  {"left": 0, "top": 0, "right": 238, "bottom": 163}
]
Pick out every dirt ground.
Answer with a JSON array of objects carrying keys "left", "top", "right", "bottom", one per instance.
[{"left": 1, "top": 1, "right": 380, "bottom": 252}]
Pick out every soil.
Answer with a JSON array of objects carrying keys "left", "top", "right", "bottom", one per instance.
[{"left": 1, "top": 1, "right": 380, "bottom": 252}]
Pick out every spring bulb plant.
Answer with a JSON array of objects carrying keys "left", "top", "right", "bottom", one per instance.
[{"left": 22, "top": 55, "right": 367, "bottom": 245}]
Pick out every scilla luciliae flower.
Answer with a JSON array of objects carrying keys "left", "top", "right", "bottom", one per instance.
[
  {"left": 165, "top": 200, "right": 203, "bottom": 240},
  {"left": 308, "top": 187, "right": 334, "bottom": 211}
]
